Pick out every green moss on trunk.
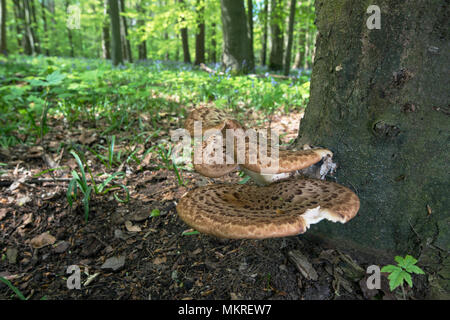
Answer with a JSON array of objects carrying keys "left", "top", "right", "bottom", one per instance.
[{"left": 297, "top": 0, "right": 449, "bottom": 256}]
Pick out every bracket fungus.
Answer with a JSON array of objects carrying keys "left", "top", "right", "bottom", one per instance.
[
  {"left": 177, "top": 107, "right": 359, "bottom": 239},
  {"left": 177, "top": 178, "right": 360, "bottom": 239},
  {"left": 184, "top": 107, "right": 334, "bottom": 184}
]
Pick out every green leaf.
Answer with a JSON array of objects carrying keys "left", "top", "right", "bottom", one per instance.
[
  {"left": 387, "top": 269, "right": 404, "bottom": 291},
  {"left": 150, "top": 209, "right": 160, "bottom": 217},
  {"left": 405, "top": 264, "right": 425, "bottom": 275},
  {"left": 0, "top": 277, "right": 27, "bottom": 300},
  {"left": 381, "top": 265, "right": 401, "bottom": 273},
  {"left": 182, "top": 230, "right": 200, "bottom": 236}
]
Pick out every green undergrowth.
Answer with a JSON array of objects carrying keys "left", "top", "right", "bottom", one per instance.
[{"left": 0, "top": 55, "right": 311, "bottom": 148}]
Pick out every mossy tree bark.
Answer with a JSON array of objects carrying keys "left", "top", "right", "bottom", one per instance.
[{"left": 297, "top": 0, "right": 449, "bottom": 258}]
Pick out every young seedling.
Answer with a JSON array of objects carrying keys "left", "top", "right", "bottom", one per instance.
[
  {"left": 381, "top": 254, "right": 425, "bottom": 299},
  {"left": 67, "top": 150, "right": 129, "bottom": 223}
]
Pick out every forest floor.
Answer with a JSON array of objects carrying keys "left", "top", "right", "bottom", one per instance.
[
  {"left": 0, "top": 56, "right": 430, "bottom": 300},
  {"left": 0, "top": 107, "right": 430, "bottom": 300}
]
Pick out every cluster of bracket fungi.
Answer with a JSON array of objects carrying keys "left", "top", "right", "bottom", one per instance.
[{"left": 176, "top": 107, "right": 360, "bottom": 239}]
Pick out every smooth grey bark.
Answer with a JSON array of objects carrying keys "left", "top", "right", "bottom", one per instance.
[
  {"left": 297, "top": 0, "right": 449, "bottom": 285},
  {"left": 283, "top": 0, "right": 296, "bottom": 75},
  {"left": 108, "top": 0, "right": 123, "bottom": 65},
  {"left": 268, "top": 0, "right": 284, "bottom": 71},
  {"left": 220, "top": 0, "right": 253, "bottom": 73},
  {"left": 0, "top": 0, "right": 7, "bottom": 55}
]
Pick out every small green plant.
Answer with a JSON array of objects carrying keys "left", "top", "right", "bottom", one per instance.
[
  {"left": 157, "top": 144, "right": 184, "bottom": 186},
  {"left": 67, "top": 150, "right": 129, "bottom": 223},
  {"left": 381, "top": 255, "right": 425, "bottom": 297},
  {"left": 0, "top": 276, "right": 47, "bottom": 300}
]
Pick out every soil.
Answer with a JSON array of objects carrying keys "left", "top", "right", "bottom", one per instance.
[{"left": 0, "top": 108, "right": 429, "bottom": 300}]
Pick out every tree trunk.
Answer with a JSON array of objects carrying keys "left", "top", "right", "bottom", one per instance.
[
  {"left": 246, "top": 0, "right": 254, "bottom": 69},
  {"left": 108, "top": 0, "right": 123, "bottom": 65},
  {"left": 220, "top": 0, "right": 253, "bottom": 73},
  {"left": 20, "top": 0, "right": 34, "bottom": 54},
  {"left": 268, "top": 0, "right": 284, "bottom": 71},
  {"left": 41, "top": 0, "right": 50, "bottom": 55},
  {"left": 283, "top": 0, "right": 296, "bottom": 76},
  {"left": 260, "top": 0, "right": 268, "bottom": 66},
  {"left": 101, "top": 0, "right": 111, "bottom": 59},
  {"left": 194, "top": 0, "right": 205, "bottom": 65},
  {"left": 136, "top": 0, "right": 146, "bottom": 60},
  {"left": 178, "top": 0, "right": 191, "bottom": 64},
  {"left": 292, "top": 29, "right": 305, "bottom": 69},
  {"left": 210, "top": 22, "right": 216, "bottom": 63},
  {"left": 28, "top": 0, "right": 40, "bottom": 54},
  {"left": 297, "top": 0, "right": 449, "bottom": 270},
  {"left": 65, "top": 0, "right": 74, "bottom": 57},
  {"left": 119, "top": 0, "right": 132, "bottom": 62},
  {"left": 0, "top": 0, "right": 7, "bottom": 55}
]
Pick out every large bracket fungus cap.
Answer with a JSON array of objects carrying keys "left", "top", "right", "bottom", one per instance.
[{"left": 177, "top": 178, "right": 360, "bottom": 239}]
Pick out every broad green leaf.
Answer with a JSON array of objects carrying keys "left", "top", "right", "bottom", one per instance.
[{"left": 381, "top": 265, "right": 401, "bottom": 273}]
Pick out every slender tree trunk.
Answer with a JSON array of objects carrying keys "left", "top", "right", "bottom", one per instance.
[
  {"left": 292, "top": 29, "right": 305, "bottom": 69},
  {"left": 246, "top": 0, "right": 254, "bottom": 69},
  {"left": 283, "top": 0, "right": 296, "bottom": 75},
  {"left": 268, "top": 0, "right": 284, "bottom": 71},
  {"left": 210, "top": 22, "right": 216, "bottom": 63},
  {"left": 297, "top": 0, "right": 450, "bottom": 276},
  {"left": 29, "top": 0, "right": 40, "bottom": 54},
  {"left": 12, "top": 0, "right": 22, "bottom": 48},
  {"left": 260, "top": 0, "right": 268, "bottom": 66},
  {"left": 136, "top": 1, "right": 147, "bottom": 60},
  {"left": 220, "top": 0, "right": 253, "bottom": 73},
  {"left": 65, "top": 0, "right": 74, "bottom": 57},
  {"left": 194, "top": 0, "right": 205, "bottom": 65},
  {"left": 108, "top": 0, "right": 123, "bottom": 65},
  {"left": 0, "top": 0, "right": 7, "bottom": 55},
  {"left": 119, "top": 0, "right": 132, "bottom": 62},
  {"left": 41, "top": 0, "right": 50, "bottom": 55},
  {"left": 20, "top": 0, "right": 34, "bottom": 54},
  {"left": 178, "top": 0, "right": 191, "bottom": 63},
  {"left": 303, "top": 28, "right": 309, "bottom": 69},
  {"left": 101, "top": 0, "right": 111, "bottom": 59}
]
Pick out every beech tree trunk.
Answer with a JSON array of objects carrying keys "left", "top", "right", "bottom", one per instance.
[
  {"left": 283, "top": 0, "right": 296, "bottom": 76},
  {"left": 119, "top": 0, "right": 132, "bottom": 62},
  {"left": 220, "top": 0, "right": 254, "bottom": 73},
  {"left": 0, "top": 0, "right": 7, "bottom": 55},
  {"left": 297, "top": 0, "right": 449, "bottom": 286},
  {"left": 260, "top": 0, "right": 268, "bottom": 66},
  {"left": 268, "top": 0, "right": 284, "bottom": 71},
  {"left": 194, "top": 0, "right": 205, "bottom": 65},
  {"left": 108, "top": 0, "right": 123, "bottom": 65},
  {"left": 246, "top": 0, "right": 254, "bottom": 69},
  {"left": 178, "top": 0, "right": 191, "bottom": 64},
  {"left": 136, "top": 0, "right": 146, "bottom": 60},
  {"left": 102, "top": 0, "right": 111, "bottom": 59}
]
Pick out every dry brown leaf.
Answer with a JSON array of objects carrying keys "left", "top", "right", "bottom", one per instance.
[
  {"left": 125, "top": 220, "right": 142, "bottom": 232},
  {"left": 30, "top": 232, "right": 56, "bottom": 249}
]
